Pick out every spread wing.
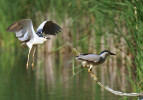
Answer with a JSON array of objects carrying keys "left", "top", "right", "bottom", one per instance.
[
  {"left": 37, "top": 20, "right": 62, "bottom": 35},
  {"left": 7, "top": 19, "right": 36, "bottom": 42},
  {"left": 76, "top": 54, "right": 101, "bottom": 63}
]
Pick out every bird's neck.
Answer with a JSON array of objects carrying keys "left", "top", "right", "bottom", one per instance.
[
  {"left": 40, "top": 37, "right": 47, "bottom": 42},
  {"left": 32, "top": 37, "right": 47, "bottom": 45},
  {"left": 100, "top": 53, "right": 108, "bottom": 59}
]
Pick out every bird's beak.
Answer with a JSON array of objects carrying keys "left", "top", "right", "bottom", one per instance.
[
  {"left": 110, "top": 52, "right": 115, "bottom": 55},
  {"left": 46, "top": 37, "right": 51, "bottom": 40}
]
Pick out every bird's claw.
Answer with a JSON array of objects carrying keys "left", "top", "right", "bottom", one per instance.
[
  {"left": 26, "top": 64, "right": 29, "bottom": 70},
  {"left": 83, "top": 65, "right": 88, "bottom": 68},
  {"left": 91, "top": 75, "right": 98, "bottom": 81},
  {"left": 31, "top": 63, "right": 34, "bottom": 70},
  {"left": 92, "top": 75, "right": 97, "bottom": 79},
  {"left": 88, "top": 69, "right": 98, "bottom": 81}
]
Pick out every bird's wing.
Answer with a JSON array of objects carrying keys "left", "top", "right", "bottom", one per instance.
[
  {"left": 7, "top": 19, "right": 36, "bottom": 42},
  {"left": 36, "top": 21, "right": 47, "bottom": 32},
  {"left": 37, "top": 20, "right": 62, "bottom": 35},
  {"left": 76, "top": 54, "right": 101, "bottom": 63}
]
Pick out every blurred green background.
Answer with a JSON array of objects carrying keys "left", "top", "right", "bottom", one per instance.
[{"left": 0, "top": 0, "right": 143, "bottom": 100}]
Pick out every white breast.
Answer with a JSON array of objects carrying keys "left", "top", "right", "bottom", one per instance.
[{"left": 28, "top": 37, "right": 46, "bottom": 46}]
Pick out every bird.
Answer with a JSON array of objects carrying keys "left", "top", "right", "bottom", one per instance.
[
  {"left": 7, "top": 19, "right": 62, "bottom": 69},
  {"left": 75, "top": 50, "right": 115, "bottom": 80}
]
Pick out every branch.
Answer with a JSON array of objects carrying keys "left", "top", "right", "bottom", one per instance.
[
  {"left": 90, "top": 74, "right": 143, "bottom": 96},
  {"left": 72, "top": 48, "right": 143, "bottom": 97}
]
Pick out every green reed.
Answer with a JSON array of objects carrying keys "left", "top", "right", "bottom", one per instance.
[
  {"left": 49, "top": 0, "right": 143, "bottom": 96},
  {"left": 0, "top": 1, "right": 143, "bottom": 98}
]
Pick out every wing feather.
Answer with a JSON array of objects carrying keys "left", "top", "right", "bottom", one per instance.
[
  {"left": 37, "top": 20, "right": 62, "bottom": 35},
  {"left": 16, "top": 30, "right": 23, "bottom": 37},
  {"left": 7, "top": 19, "right": 36, "bottom": 42},
  {"left": 76, "top": 54, "right": 101, "bottom": 63},
  {"left": 18, "top": 31, "right": 29, "bottom": 41}
]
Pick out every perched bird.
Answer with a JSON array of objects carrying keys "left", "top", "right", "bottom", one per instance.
[
  {"left": 7, "top": 19, "right": 62, "bottom": 69},
  {"left": 75, "top": 50, "right": 115, "bottom": 79}
]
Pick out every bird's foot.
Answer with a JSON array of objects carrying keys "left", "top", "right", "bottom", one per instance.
[
  {"left": 83, "top": 65, "right": 88, "bottom": 68},
  {"left": 88, "top": 69, "right": 98, "bottom": 82},
  {"left": 26, "top": 63, "right": 29, "bottom": 70},
  {"left": 91, "top": 74, "right": 98, "bottom": 81},
  {"left": 31, "top": 63, "right": 34, "bottom": 70}
]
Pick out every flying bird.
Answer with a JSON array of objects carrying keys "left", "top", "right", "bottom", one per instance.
[
  {"left": 7, "top": 19, "right": 62, "bottom": 69},
  {"left": 75, "top": 50, "right": 115, "bottom": 80}
]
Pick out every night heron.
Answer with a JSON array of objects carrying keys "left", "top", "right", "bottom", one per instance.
[
  {"left": 7, "top": 19, "right": 62, "bottom": 69},
  {"left": 75, "top": 50, "right": 115, "bottom": 79}
]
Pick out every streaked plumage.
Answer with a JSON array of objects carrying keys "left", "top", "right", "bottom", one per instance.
[{"left": 7, "top": 19, "right": 62, "bottom": 69}]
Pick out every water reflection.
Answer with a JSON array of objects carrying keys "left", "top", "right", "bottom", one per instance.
[{"left": 0, "top": 49, "right": 136, "bottom": 100}]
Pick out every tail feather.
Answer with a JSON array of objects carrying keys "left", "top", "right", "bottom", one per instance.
[{"left": 75, "top": 56, "right": 84, "bottom": 61}]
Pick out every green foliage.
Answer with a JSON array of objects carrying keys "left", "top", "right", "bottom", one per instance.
[{"left": 0, "top": 0, "right": 143, "bottom": 96}]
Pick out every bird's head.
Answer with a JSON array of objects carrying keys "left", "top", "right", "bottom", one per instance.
[
  {"left": 99, "top": 50, "right": 115, "bottom": 57},
  {"left": 36, "top": 29, "right": 43, "bottom": 36},
  {"left": 36, "top": 30, "right": 50, "bottom": 41},
  {"left": 41, "top": 35, "right": 50, "bottom": 41}
]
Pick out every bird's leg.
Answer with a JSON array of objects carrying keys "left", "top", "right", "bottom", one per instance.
[
  {"left": 31, "top": 46, "right": 36, "bottom": 70},
  {"left": 26, "top": 50, "right": 31, "bottom": 70},
  {"left": 83, "top": 65, "right": 88, "bottom": 68},
  {"left": 21, "top": 42, "right": 26, "bottom": 46},
  {"left": 88, "top": 65, "right": 98, "bottom": 81},
  {"left": 82, "top": 61, "right": 88, "bottom": 68},
  {"left": 26, "top": 44, "right": 33, "bottom": 70}
]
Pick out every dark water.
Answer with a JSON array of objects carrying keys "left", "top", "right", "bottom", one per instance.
[{"left": 0, "top": 50, "right": 136, "bottom": 100}]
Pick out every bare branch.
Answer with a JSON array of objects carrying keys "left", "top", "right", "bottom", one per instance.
[{"left": 90, "top": 73, "right": 143, "bottom": 96}]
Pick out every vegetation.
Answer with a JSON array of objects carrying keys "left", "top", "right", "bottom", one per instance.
[{"left": 0, "top": 0, "right": 143, "bottom": 99}]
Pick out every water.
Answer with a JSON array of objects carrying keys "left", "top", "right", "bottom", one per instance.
[{"left": 0, "top": 50, "right": 136, "bottom": 100}]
